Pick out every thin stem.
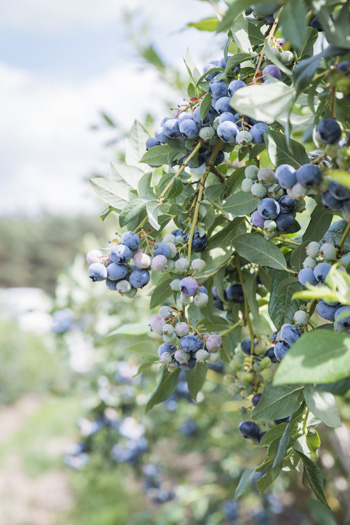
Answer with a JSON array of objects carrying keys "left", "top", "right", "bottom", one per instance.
[
  {"left": 253, "top": 7, "right": 283, "bottom": 82},
  {"left": 235, "top": 254, "right": 255, "bottom": 360},
  {"left": 134, "top": 216, "right": 148, "bottom": 234},
  {"left": 187, "top": 140, "right": 224, "bottom": 262},
  {"left": 158, "top": 141, "right": 203, "bottom": 203},
  {"left": 339, "top": 222, "right": 350, "bottom": 250},
  {"left": 276, "top": 237, "right": 301, "bottom": 247},
  {"left": 303, "top": 408, "right": 310, "bottom": 434},
  {"left": 219, "top": 319, "right": 244, "bottom": 337}
]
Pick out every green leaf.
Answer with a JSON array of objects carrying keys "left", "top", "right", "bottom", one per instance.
[
  {"left": 186, "top": 363, "right": 207, "bottom": 400},
  {"left": 304, "top": 386, "right": 341, "bottom": 428},
  {"left": 231, "top": 82, "right": 296, "bottom": 125},
  {"left": 257, "top": 465, "right": 282, "bottom": 494},
  {"left": 216, "top": 0, "right": 276, "bottom": 32},
  {"left": 202, "top": 217, "right": 246, "bottom": 268},
  {"left": 150, "top": 277, "right": 173, "bottom": 309},
  {"left": 306, "top": 428, "right": 321, "bottom": 456},
  {"left": 112, "top": 163, "right": 145, "bottom": 191},
  {"left": 308, "top": 499, "right": 337, "bottom": 525},
  {"left": 260, "top": 422, "right": 289, "bottom": 447},
  {"left": 311, "top": 1, "right": 350, "bottom": 49},
  {"left": 146, "top": 367, "right": 180, "bottom": 412},
  {"left": 274, "top": 331, "right": 350, "bottom": 385},
  {"left": 124, "top": 341, "right": 157, "bottom": 361},
  {"left": 90, "top": 177, "right": 129, "bottom": 210},
  {"left": 273, "top": 423, "right": 291, "bottom": 469},
  {"left": 293, "top": 45, "right": 347, "bottom": 91},
  {"left": 302, "top": 204, "right": 332, "bottom": 242},
  {"left": 264, "top": 130, "right": 309, "bottom": 168},
  {"left": 200, "top": 93, "right": 213, "bottom": 123},
  {"left": 188, "top": 17, "right": 218, "bottom": 31},
  {"left": 295, "top": 451, "right": 330, "bottom": 508},
  {"left": 268, "top": 271, "right": 300, "bottom": 330},
  {"left": 119, "top": 198, "right": 147, "bottom": 227},
  {"left": 141, "top": 145, "right": 175, "bottom": 167},
  {"left": 322, "top": 220, "right": 350, "bottom": 253},
  {"left": 234, "top": 468, "right": 256, "bottom": 501},
  {"left": 252, "top": 381, "right": 304, "bottom": 422},
  {"left": 224, "top": 53, "right": 251, "bottom": 76},
  {"left": 107, "top": 323, "right": 150, "bottom": 337},
  {"left": 231, "top": 13, "right": 251, "bottom": 53},
  {"left": 233, "top": 233, "right": 288, "bottom": 271},
  {"left": 279, "top": 0, "right": 307, "bottom": 52},
  {"left": 290, "top": 241, "right": 308, "bottom": 272},
  {"left": 184, "top": 48, "right": 201, "bottom": 84},
  {"left": 222, "top": 192, "right": 258, "bottom": 217},
  {"left": 125, "top": 120, "right": 150, "bottom": 167},
  {"left": 244, "top": 273, "right": 259, "bottom": 321}
]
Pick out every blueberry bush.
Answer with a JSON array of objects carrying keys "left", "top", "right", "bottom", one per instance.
[{"left": 85, "top": 0, "right": 350, "bottom": 511}]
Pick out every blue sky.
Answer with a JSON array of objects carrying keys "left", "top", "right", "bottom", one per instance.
[{"left": 0, "top": 0, "right": 226, "bottom": 215}]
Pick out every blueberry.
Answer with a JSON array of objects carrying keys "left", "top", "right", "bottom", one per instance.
[
  {"left": 219, "top": 112, "right": 239, "bottom": 124},
  {"left": 153, "top": 242, "right": 171, "bottom": 258},
  {"left": 198, "top": 284, "right": 208, "bottom": 295},
  {"left": 171, "top": 229, "right": 184, "bottom": 238},
  {"left": 328, "top": 181, "right": 350, "bottom": 201},
  {"left": 317, "top": 119, "right": 342, "bottom": 144},
  {"left": 215, "top": 97, "right": 234, "bottom": 115},
  {"left": 154, "top": 127, "right": 170, "bottom": 143},
  {"left": 275, "top": 213, "right": 294, "bottom": 232},
  {"left": 322, "top": 191, "right": 343, "bottom": 210},
  {"left": 202, "top": 149, "right": 225, "bottom": 165},
  {"left": 187, "top": 230, "right": 208, "bottom": 252},
  {"left": 278, "top": 195, "right": 297, "bottom": 214},
  {"left": 252, "top": 393, "right": 262, "bottom": 406},
  {"left": 241, "top": 339, "right": 256, "bottom": 355},
  {"left": 121, "top": 231, "right": 140, "bottom": 251},
  {"left": 249, "top": 122, "right": 269, "bottom": 144},
  {"left": 158, "top": 344, "right": 176, "bottom": 357},
  {"left": 228, "top": 79, "right": 246, "bottom": 97},
  {"left": 129, "top": 269, "right": 150, "bottom": 288},
  {"left": 262, "top": 64, "right": 281, "bottom": 81},
  {"left": 179, "top": 277, "right": 199, "bottom": 297},
  {"left": 280, "top": 324, "right": 301, "bottom": 346},
  {"left": 310, "top": 16, "right": 323, "bottom": 31},
  {"left": 298, "top": 268, "right": 317, "bottom": 287},
  {"left": 226, "top": 283, "right": 244, "bottom": 303},
  {"left": 275, "top": 164, "right": 297, "bottom": 189},
  {"left": 274, "top": 340, "right": 290, "bottom": 361},
  {"left": 180, "top": 334, "right": 203, "bottom": 352},
  {"left": 217, "top": 121, "right": 239, "bottom": 143},
  {"left": 178, "top": 118, "right": 199, "bottom": 139},
  {"left": 146, "top": 137, "right": 161, "bottom": 150},
  {"left": 343, "top": 199, "right": 350, "bottom": 213},
  {"left": 296, "top": 164, "right": 322, "bottom": 187},
  {"left": 251, "top": 210, "right": 265, "bottom": 228},
  {"left": 258, "top": 198, "right": 280, "bottom": 219},
  {"left": 89, "top": 263, "right": 107, "bottom": 282},
  {"left": 107, "top": 263, "right": 128, "bottom": 281},
  {"left": 179, "top": 357, "right": 197, "bottom": 370},
  {"left": 306, "top": 241, "right": 320, "bottom": 258},
  {"left": 314, "top": 262, "right": 331, "bottom": 283},
  {"left": 203, "top": 60, "right": 220, "bottom": 81},
  {"left": 106, "top": 278, "right": 117, "bottom": 291},
  {"left": 193, "top": 106, "right": 217, "bottom": 126},
  {"left": 110, "top": 244, "right": 132, "bottom": 264},
  {"left": 162, "top": 119, "right": 180, "bottom": 139},
  {"left": 264, "top": 346, "right": 278, "bottom": 363},
  {"left": 334, "top": 306, "right": 350, "bottom": 331},
  {"left": 209, "top": 78, "right": 227, "bottom": 98},
  {"left": 52, "top": 308, "right": 74, "bottom": 333},
  {"left": 238, "top": 420, "right": 260, "bottom": 439},
  {"left": 274, "top": 416, "right": 291, "bottom": 425},
  {"left": 86, "top": 249, "right": 102, "bottom": 264},
  {"left": 316, "top": 301, "right": 340, "bottom": 322}
]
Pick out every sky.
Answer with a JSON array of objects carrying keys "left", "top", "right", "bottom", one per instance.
[{"left": 0, "top": 0, "right": 226, "bottom": 216}]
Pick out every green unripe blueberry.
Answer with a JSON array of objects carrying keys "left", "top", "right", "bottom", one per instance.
[
  {"left": 240, "top": 384, "right": 254, "bottom": 396},
  {"left": 236, "top": 130, "right": 253, "bottom": 146},
  {"left": 165, "top": 260, "right": 175, "bottom": 271},
  {"left": 293, "top": 310, "right": 309, "bottom": 326},
  {"left": 162, "top": 333, "right": 177, "bottom": 344},
  {"left": 163, "top": 234, "right": 176, "bottom": 244},
  {"left": 194, "top": 292, "right": 209, "bottom": 307},
  {"left": 208, "top": 351, "right": 221, "bottom": 363},
  {"left": 264, "top": 220, "right": 277, "bottom": 232},
  {"left": 227, "top": 384, "right": 240, "bottom": 396},
  {"left": 336, "top": 147, "right": 350, "bottom": 170},
  {"left": 159, "top": 305, "right": 171, "bottom": 318},
  {"left": 174, "top": 349, "right": 190, "bottom": 364},
  {"left": 254, "top": 343, "right": 267, "bottom": 356},
  {"left": 160, "top": 352, "right": 173, "bottom": 365},
  {"left": 319, "top": 242, "right": 337, "bottom": 261},
  {"left": 295, "top": 198, "right": 306, "bottom": 212},
  {"left": 167, "top": 243, "right": 177, "bottom": 258},
  {"left": 199, "top": 126, "right": 215, "bottom": 140},
  {"left": 175, "top": 258, "right": 190, "bottom": 273},
  {"left": 162, "top": 324, "right": 175, "bottom": 336},
  {"left": 245, "top": 165, "right": 259, "bottom": 180},
  {"left": 180, "top": 294, "right": 192, "bottom": 305},
  {"left": 280, "top": 50, "right": 293, "bottom": 64},
  {"left": 231, "top": 360, "right": 243, "bottom": 372},
  {"left": 302, "top": 256, "right": 317, "bottom": 269},
  {"left": 195, "top": 349, "right": 210, "bottom": 363},
  {"left": 170, "top": 279, "right": 181, "bottom": 291},
  {"left": 116, "top": 280, "right": 132, "bottom": 294},
  {"left": 234, "top": 351, "right": 245, "bottom": 364},
  {"left": 125, "top": 287, "right": 137, "bottom": 298},
  {"left": 191, "top": 258, "right": 206, "bottom": 272},
  {"left": 238, "top": 406, "right": 248, "bottom": 416},
  {"left": 306, "top": 241, "right": 320, "bottom": 258},
  {"left": 251, "top": 182, "right": 268, "bottom": 198},
  {"left": 260, "top": 356, "right": 272, "bottom": 369},
  {"left": 253, "top": 361, "right": 262, "bottom": 372},
  {"left": 168, "top": 361, "right": 179, "bottom": 372},
  {"left": 239, "top": 371, "right": 254, "bottom": 383},
  {"left": 212, "top": 117, "right": 220, "bottom": 131},
  {"left": 241, "top": 178, "right": 254, "bottom": 192},
  {"left": 223, "top": 374, "right": 234, "bottom": 385},
  {"left": 258, "top": 168, "right": 276, "bottom": 185},
  {"left": 340, "top": 252, "right": 350, "bottom": 268}
]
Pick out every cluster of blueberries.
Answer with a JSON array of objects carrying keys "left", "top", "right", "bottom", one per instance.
[
  {"left": 150, "top": 305, "right": 223, "bottom": 370},
  {"left": 87, "top": 228, "right": 208, "bottom": 298},
  {"left": 241, "top": 164, "right": 302, "bottom": 236},
  {"left": 142, "top": 464, "right": 175, "bottom": 505},
  {"left": 298, "top": 239, "right": 350, "bottom": 332},
  {"left": 145, "top": 53, "right": 282, "bottom": 168}
]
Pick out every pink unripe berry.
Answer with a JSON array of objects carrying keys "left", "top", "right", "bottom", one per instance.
[
  {"left": 174, "top": 322, "right": 189, "bottom": 337},
  {"left": 133, "top": 252, "right": 151, "bottom": 269},
  {"left": 116, "top": 280, "right": 131, "bottom": 294},
  {"left": 206, "top": 334, "right": 223, "bottom": 351},
  {"left": 149, "top": 315, "right": 165, "bottom": 335},
  {"left": 151, "top": 254, "right": 168, "bottom": 271},
  {"left": 174, "top": 349, "right": 190, "bottom": 364},
  {"left": 86, "top": 249, "right": 102, "bottom": 264}
]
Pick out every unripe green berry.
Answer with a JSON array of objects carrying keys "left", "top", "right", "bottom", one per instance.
[
  {"left": 199, "top": 126, "right": 215, "bottom": 140},
  {"left": 280, "top": 50, "right": 293, "bottom": 64},
  {"left": 159, "top": 306, "right": 171, "bottom": 318},
  {"left": 241, "top": 178, "right": 254, "bottom": 192},
  {"left": 195, "top": 349, "right": 210, "bottom": 363},
  {"left": 223, "top": 374, "right": 233, "bottom": 385},
  {"left": 258, "top": 168, "right": 275, "bottom": 185},
  {"left": 167, "top": 243, "right": 177, "bottom": 258},
  {"left": 303, "top": 256, "right": 317, "bottom": 269},
  {"left": 260, "top": 356, "right": 272, "bottom": 369},
  {"left": 180, "top": 293, "right": 192, "bottom": 305},
  {"left": 163, "top": 234, "right": 176, "bottom": 244},
  {"left": 296, "top": 198, "right": 306, "bottom": 212},
  {"left": 306, "top": 241, "right": 320, "bottom": 258},
  {"left": 241, "top": 384, "right": 254, "bottom": 396},
  {"left": 191, "top": 258, "right": 206, "bottom": 272},
  {"left": 236, "top": 130, "right": 253, "bottom": 146},
  {"left": 170, "top": 279, "right": 181, "bottom": 291},
  {"left": 239, "top": 371, "right": 254, "bottom": 383},
  {"left": 251, "top": 182, "right": 268, "bottom": 198},
  {"left": 245, "top": 165, "right": 259, "bottom": 180},
  {"left": 319, "top": 242, "right": 337, "bottom": 261},
  {"left": 194, "top": 292, "right": 209, "bottom": 307},
  {"left": 162, "top": 324, "right": 175, "bottom": 336},
  {"left": 165, "top": 260, "right": 175, "bottom": 271},
  {"left": 264, "top": 220, "right": 276, "bottom": 232},
  {"left": 174, "top": 349, "right": 190, "bottom": 364},
  {"left": 168, "top": 361, "right": 179, "bottom": 372},
  {"left": 293, "top": 310, "right": 309, "bottom": 326},
  {"left": 208, "top": 351, "right": 221, "bottom": 363},
  {"left": 160, "top": 352, "right": 173, "bottom": 365},
  {"left": 125, "top": 287, "right": 137, "bottom": 298},
  {"left": 234, "top": 351, "right": 245, "bottom": 364},
  {"left": 175, "top": 258, "right": 190, "bottom": 273},
  {"left": 253, "top": 361, "right": 262, "bottom": 372}
]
